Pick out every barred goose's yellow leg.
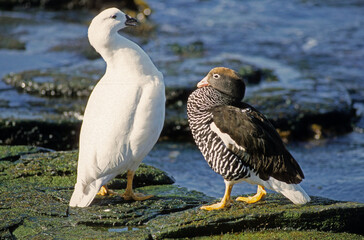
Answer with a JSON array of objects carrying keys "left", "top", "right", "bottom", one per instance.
[
  {"left": 236, "top": 185, "right": 266, "bottom": 204},
  {"left": 201, "top": 181, "right": 233, "bottom": 210}
]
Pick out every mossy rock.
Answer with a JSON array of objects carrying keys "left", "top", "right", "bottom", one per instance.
[
  {"left": 0, "top": 117, "right": 82, "bottom": 150},
  {"left": 191, "top": 230, "right": 363, "bottom": 240},
  {"left": 238, "top": 65, "right": 278, "bottom": 84},
  {"left": 2, "top": 69, "right": 97, "bottom": 98},
  {"left": 2, "top": 151, "right": 78, "bottom": 180},
  {"left": 108, "top": 164, "right": 175, "bottom": 189},
  {"left": 168, "top": 41, "right": 205, "bottom": 58},
  {"left": 0, "top": 146, "right": 208, "bottom": 239},
  {"left": 0, "top": 15, "right": 35, "bottom": 50},
  {"left": 245, "top": 80, "right": 354, "bottom": 140},
  {"left": 1, "top": 146, "right": 363, "bottom": 239},
  {"left": 0, "top": 145, "right": 50, "bottom": 161},
  {"left": 0, "top": 35, "right": 25, "bottom": 50},
  {"left": 147, "top": 194, "right": 364, "bottom": 239},
  {"left": 2, "top": 184, "right": 212, "bottom": 239},
  {"left": 49, "top": 37, "right": 100, "bottom": 60},
  {"left": 0, "top": 148, "right": 174, "bottom": 188}
]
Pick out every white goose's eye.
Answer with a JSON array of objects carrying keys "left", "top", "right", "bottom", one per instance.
[
  {"left": 111, "top": 14, "right": 117, "bottom": 19},
  {"left": 213, "top": 73, "right": 220, "bottom": 79}
]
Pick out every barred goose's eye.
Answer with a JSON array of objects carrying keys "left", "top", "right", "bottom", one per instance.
[{"left": 213, "top": 73, "right": 220, "bottom": 79}]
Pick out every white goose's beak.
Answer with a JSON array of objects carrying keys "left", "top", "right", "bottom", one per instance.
[
  {"left": 125, "top": 14, "right": 138, "bottom": 26},
  {"left": 197, "top": 76, "right": 209, "bottom": 88}
]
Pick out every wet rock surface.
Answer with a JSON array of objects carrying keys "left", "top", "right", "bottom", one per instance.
[
  {"left": 3, "top": 69, "right": 97, "bottom": 98},
  {"left": 148, "top": 195, "right": 364, "bottom": 239},
  {"left": 245, "top": 79, "right": 354, "bottom": 141},
  {"left": 0, "top": 15, "right": 35, "bottom": 50},
  {"left": 1, "top": 146, "right": 362, "bottom": 239},
  {"left": 0, "top": 146, "right": 212, "bottom": 239}
]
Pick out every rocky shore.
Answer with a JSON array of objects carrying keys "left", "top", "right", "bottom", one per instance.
[
  {"left": 1, "top": 146, "right": 363, "bottom": 239},
  {"left": 1, "top": 2, "right": 363, "bottom": 239}
]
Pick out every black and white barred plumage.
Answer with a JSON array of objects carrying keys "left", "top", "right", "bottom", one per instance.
[
  {"left": 187, "top": 87, "right": 250, "bottom": 181},
  {"left": 187, "top": 67, "right": 310, "bottom": 206}
]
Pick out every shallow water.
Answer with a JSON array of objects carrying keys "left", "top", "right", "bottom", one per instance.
[
  {"left": 145, "top": 132, "right": 364, "bottom": 203},
  {"left": 0, "top": 1, "right": 363, "bottom": 203}
]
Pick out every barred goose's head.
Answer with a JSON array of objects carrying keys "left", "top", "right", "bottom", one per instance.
[{"left": 197, "top": 67, "right": 245, "bottom": 101}]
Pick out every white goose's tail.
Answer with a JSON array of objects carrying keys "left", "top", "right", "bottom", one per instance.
[
  {"left": 69, "top": 181, "right": 101, "bottom": 207},
  {"left": 267, "top": 178, "right": 311, "bottom": 205}
]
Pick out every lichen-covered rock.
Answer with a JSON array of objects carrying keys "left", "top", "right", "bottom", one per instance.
[
  {"left": 245, "top": 80, "right": 354, "bottom": 140},
  {"left": 0, "top": 146, "right": 363, "bottom": 239},
  {"left": 192, "top": 230, "right": 363, "bottom": 240},
  {"left": 2, "top": 69, "right": 98, "bottom": 98},
  {"left": 0, "top": 145, "right": 50, "bottom": 161},
  {"left": 0, "top": 117, "right": 82, "bottom": 150},
  {"left": 147, "top": 194, "right": 364, "bottom": 239},
  {"left": 0, "top": 146, "right": 207, "bottom": 239},
  {"left": 168, "top": 41, "right": 205, "bottom": 58},
  {"left": 0, "top": 15, "right": 34, "bottom": 50},
  {"left": 1, "top": 149, "right": 174, "bottom": 187}
]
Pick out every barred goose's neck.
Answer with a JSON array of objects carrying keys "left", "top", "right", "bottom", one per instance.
[{"left": 187, "top": 87, "right": 237, "bottom": 115}]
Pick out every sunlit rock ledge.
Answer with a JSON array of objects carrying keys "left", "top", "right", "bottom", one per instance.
[{"left": 0, "top": 146, "right": 363, "bottom": 239}]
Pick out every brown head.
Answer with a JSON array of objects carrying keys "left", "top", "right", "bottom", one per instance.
[{"left": 197, "top": 67, "right": 246, "bottom": 100}]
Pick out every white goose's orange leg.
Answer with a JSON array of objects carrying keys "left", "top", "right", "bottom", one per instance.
[
  {"left": 97, "top": 185, "right": 116, "bottom": 196},
  {"left": 122, "top": 170, "right": 153, "bottom": 201},
  {"left": 236, "top": 185, "right": 266, "bottom": 204},
  {"left": 200, "top": 181, "right": 233, "bottom": 210}
]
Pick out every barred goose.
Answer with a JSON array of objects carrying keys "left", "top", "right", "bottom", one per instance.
[{"left": 187, "top": 67, "right": 310, "bottom": 210}]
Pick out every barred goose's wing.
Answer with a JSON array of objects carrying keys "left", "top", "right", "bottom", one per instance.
[{"left": 210, "top": 104, "right": 304, "bottom": 184}]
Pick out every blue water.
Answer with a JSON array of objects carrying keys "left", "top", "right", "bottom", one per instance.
[
  {"left": 144, "top": 0, "right": 364, "bottom": 203},
  {"left": 145, "top": 132, "right": 364, "bottom": 203},
  {"left": 0, "top": 0, "right": 363, "bottom": 203}
]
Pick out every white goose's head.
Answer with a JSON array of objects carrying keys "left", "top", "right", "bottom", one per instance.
[{"left": 88, "top": 8, "right": 137, "bottom": 55}]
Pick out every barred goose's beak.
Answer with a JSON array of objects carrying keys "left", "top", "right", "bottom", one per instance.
[{"left": 197, "top": 76, "right": 209, "bottom": 88}]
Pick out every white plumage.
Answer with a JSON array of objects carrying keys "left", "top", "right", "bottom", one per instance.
[
  {"left": 69, "top": 8, "right": 165, "bottom": 207},
  {"left": 243, "top": 170, "right": 310, "bottom": 205}
]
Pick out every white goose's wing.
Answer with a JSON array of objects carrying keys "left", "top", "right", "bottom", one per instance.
[{"left": 70, "top": 81, "right": 142, "bottom": 207}]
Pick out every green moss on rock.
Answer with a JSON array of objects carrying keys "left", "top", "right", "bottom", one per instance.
[
  {"left": 147, "top": 194, "right": 364, "bottom": 239},
  {"left": 245, "top": 80, "right": 354, "bottom": 140},
  {"left": 168, "top": 41, "right": 205, "bottom": 58},
  {"left": 0, "top": 16, "right": 34, "bottom": 50},
  {"left": 0, "top": 35, "right": 25, "bottom": 50},
  {"left": 49, "top": 37, "right": 100, "bottom": 60},
  {"left": 2, "top": 69, "right": 97, "bottom": 98},
  {"left": 108, "top": 164, "right": 175, "bottom": 189},
  {"left": 190, "top": 230, "right": 363, "bottom": 240},
  {"left": 0, "top": 117, "right": 82, "bottom": 150},
  {"left": 0, "top": 146, "right": 210, "bottom": 238},
  {"left": 0, "top": 146, "right": 363, "bottom": 239},
  {"left": 0, "top": 145, "right": 50, "bottom": 161}
]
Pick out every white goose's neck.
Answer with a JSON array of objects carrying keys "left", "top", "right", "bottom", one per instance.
[{"left": 96, "top": 32, "right": 159, "bottom": 83}]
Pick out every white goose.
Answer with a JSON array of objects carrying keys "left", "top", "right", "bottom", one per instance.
[{"left": 69, "top": 8, "right": 165, "bottom": 207}]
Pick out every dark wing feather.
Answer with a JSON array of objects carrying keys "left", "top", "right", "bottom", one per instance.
[{"left": 211, "top": 103, "right": 304, "bottom": 184}]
